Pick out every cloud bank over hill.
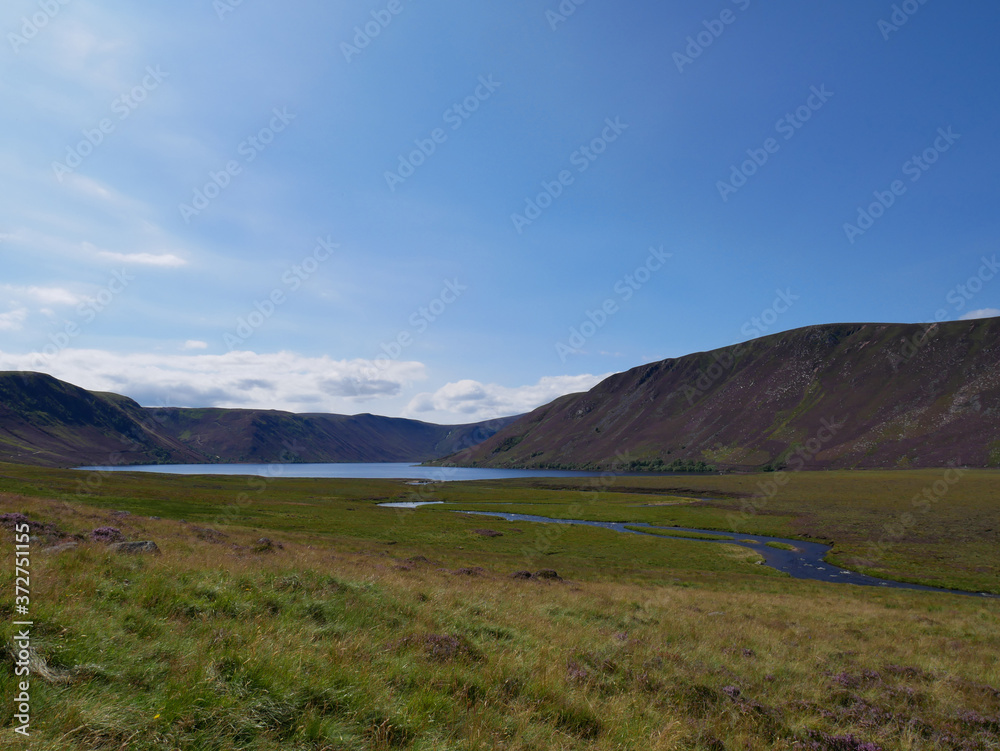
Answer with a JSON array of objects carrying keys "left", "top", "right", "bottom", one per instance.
[{"left": 0, "top": 348, "right": 608, "bottom": 423}]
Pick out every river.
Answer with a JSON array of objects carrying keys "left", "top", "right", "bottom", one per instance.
[{"left": 442, "top": 510, "right": 997, "bottom": 599}]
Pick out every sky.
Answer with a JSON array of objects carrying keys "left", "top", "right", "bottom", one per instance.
[{"left": 1, "top": 0, "right": 998, "bottom": 425}]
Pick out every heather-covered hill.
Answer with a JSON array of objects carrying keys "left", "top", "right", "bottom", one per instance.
[
  {"left": 450, "top": 319, "right": 1000, "bottom": 471},
  {"left": 0, "top": 372, "right": 203, "bottom": 467},
  {"left": 151, "top": 408, "right": 516, "bottom": 465},
  {"left": 0, "top": 372, "right": 516, "bottom": 468}
]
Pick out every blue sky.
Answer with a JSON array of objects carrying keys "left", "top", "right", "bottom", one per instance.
[{"left": 1, "top": 0, "right": 998, "bottom": 424}]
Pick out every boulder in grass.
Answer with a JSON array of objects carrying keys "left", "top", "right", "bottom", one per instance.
[
  {"left": 509, "top": 570, "right": 533, "bottom": 580},
  {"left": 254, "top": 537, "right": 283, "bottom": 553},
  {"left": 108, "top": 541, "right": 161, "bottom": 555}
]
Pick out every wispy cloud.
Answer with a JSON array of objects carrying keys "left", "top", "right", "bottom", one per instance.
[
  {"left": 2, "top": 285, "right": 83, "bottom": 306},
  {"left": 96, "top": 251, "right": 187, "bottom": 267},
  {"left": 0, "top": 308, "right": 29, "bottom": 331}
]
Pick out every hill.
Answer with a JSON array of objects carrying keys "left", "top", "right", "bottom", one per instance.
[
  {"left": 449, "top": 319, "right": 1000, "bottom": 471},
  {"left": 0, "top": 372, "right": 516, "bottom": 467}
]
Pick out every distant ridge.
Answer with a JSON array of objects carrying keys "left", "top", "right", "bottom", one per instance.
[
  {"left": 447, "top": 319, "right": 1000, "bottom": 471},
  {"left": 0, "top": 372, "right": 517, "bottom": 468}
]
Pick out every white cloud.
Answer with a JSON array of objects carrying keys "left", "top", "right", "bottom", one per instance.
[
  {"left": 96, "top": 251, "right": 187, "bottom": 267},
  {"left": 1, "top": 285, "right": 82, "bottom": 306},
  {"left": 404, "top": 373, "right": 612, "bottom": 423},
  {"left": 0, "top": 349, "right": 428, "bottom": 413},
  {"left": 0, "top": 308, "right": 29, "bottom": 331},
  {"left": 959, "top": 308, "right": 1000, "bottom": 321},
  {"left": 67, "top": 174, "right": 114, "bottom": 200},
  {"left": 183, "top": 340, "right": 208, "bottom": 350}
]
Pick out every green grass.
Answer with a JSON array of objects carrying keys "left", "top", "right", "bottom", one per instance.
[
  {"left": 623, "top": 525, "right": 734, "bottom": 541},
  {"left": 0, "top": 464, "right": 998, "bottom": 749},
  {"left": 765, "top": 542, "right": 798, "bottom": 551}
]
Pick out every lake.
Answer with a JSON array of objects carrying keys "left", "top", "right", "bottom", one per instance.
[{"left": 75, "top": 462, "right": 642, "bottom": 482}]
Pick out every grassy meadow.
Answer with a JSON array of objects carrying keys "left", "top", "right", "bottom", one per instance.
[{"left": 0, "top": 463, "right": 998, "bottom": 749}]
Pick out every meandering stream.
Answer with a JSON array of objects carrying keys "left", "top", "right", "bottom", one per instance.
[{"left": 396, "top": 508, "right": 995, "bottom": 599}]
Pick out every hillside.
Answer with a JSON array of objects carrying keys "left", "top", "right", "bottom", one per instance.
[
  {"left": 450, "top": 319, "right": 1000, "bottom": 471},
  {"left": 0, "top": 372, "right": 516, "bottom": 468},
  {"left": 0, "top": 373, "right": 205, "bottom": 467},
  {"left": 150, "top": 408, "right": 514, "bottom": 465}
]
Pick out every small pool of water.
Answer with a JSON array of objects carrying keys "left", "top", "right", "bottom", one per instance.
[{"left": 379, "top": 501, "right": 444, "bottom": 509}]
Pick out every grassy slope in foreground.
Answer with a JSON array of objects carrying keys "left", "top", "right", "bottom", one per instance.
[{"left": 0, "top": 471, "right": 998, "bottom": 750}]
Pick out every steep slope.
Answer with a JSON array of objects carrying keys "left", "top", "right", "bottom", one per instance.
[
  {"left": 452, "top": 319, "right": 1000, "bottom": 471},
  {"left": 149, "top": 408, "right": 517, "bottom": 464},
  {"left": 0, "top": 372, "right": 518, "bottom": 467},
  {"left": 0, "top": 373, "right": 204, "bottom": 467}
]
